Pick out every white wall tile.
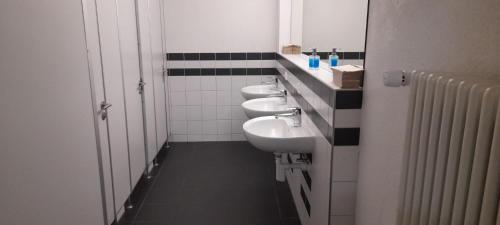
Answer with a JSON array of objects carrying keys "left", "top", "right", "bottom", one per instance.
[
  {"left": 247, "top": 60, "right": 261, "bottom": 68},
  {"left": 202, "top": 135, "right": 218, "bottom": 142},
  {"left": 200, "top": 61, "right": 215, "bottom": 68},
  {"left": 186, "top": 91, "right": 202, "bottom": 105},
  {"left": 185, "top": 76, "right": 201, "bottom": 91},
  {"left": 215, "top": 60, "right": 231, "bottom": 68},
  {"left": 217, "top": 134, "right": 232, "bottom": 141},
  {"left": 186, "top": 106, "right": 202, "bottom": 120},
  {"left": 231, "top": 120, "right": 245, "bottom": 134},
  {"left": 261, "top": 60, "right": 276, "bottom": 68},
  {"left": 170, "top": 92, "right": 186, "bottom": 106},
  {"left": 231, "top": 91, "right": 246, "bottom": 106},
  {"left": 187, "top": 134, "right": 203, "bottom": 142},
  {"left": 262, "top": 75, "right": 276, "bottom": 82},
  {"left": 246, "top": 76, "right": 262, "bottom": 85},
  {"left": 167, "top": 61, "right": 185, "bottom": 69},
  {"left": 217, "top": 120, "right": 231, "bottom": 134},
  {"left": 231, "top": 77, "right": 247, "bottom": 91},
  {"left": 216, "top": 76, "right": 232, "bottom": 90},
  {"left": 202, "top": 121, "right": 218, "bottom": 135},
  {"left": 334, "top": 109, "right": 362, "bottom": 128},
  {"left": 170, "top": 134, "right": 187, "bottom": 142},
  {"left": 216, "top": 91, "right": 231, "bottom": 105},
  {"left": 184, "top": 60, "right": 200, "bottom": 68},
  {"left": 231, "top": 133, "right": 247, "bottom": 141},
  {"left": 231, "top": 60, "right": 246, "bottom": 68},
  {"left": 169, "top": 76, "right": 186, "bottom": 92},
  {"left": 330, "top": 182, "right": 357, "bottom": 216},
  {"left": 201, "top": 76, "right": 216, "bottom": 90},
  {"left": 231, "top": 106, "right": 248, "bottom": 120},
  {"left": 201, "top": 91, "right": 217, "bottom": 106},
  {"left": 187, "top": 121, "right": 202, "bottom": 135},
  {"left": 171, "top": 121, "right": 187, "bottom": 134},
  {"left": 171, "top": 106, "right": 186, "bottom": 121},
  {"left": 202, "top": 106, "right": 217, "bottom": 120},
  {"left": 332, "top": 147, "right": 359, "bottom": 182},
  {"left": 217, "top": 106, "right": 232, "bottom": 120}
]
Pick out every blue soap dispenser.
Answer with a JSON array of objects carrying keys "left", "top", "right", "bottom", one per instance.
[
  {"left": 329, "top": 48, "right": 339, "bottom": 67},
  {"left": 309, "top": 48, "right": 320, "bottom": 70}
]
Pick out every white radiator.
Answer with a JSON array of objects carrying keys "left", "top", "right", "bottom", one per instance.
[{"left": 397, "top": 71, "right": 500, "bottom": 225}]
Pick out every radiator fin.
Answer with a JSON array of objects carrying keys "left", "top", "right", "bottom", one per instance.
[{"left": 398, "top": 72, "right": 500, "bottom": 225}]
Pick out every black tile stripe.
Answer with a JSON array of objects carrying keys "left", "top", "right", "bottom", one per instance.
[
  {"left": 215, "top": 53, "right": 230, "bottom": 60},
  {"left": 277, "top": 75, "right": 332, "bottom": 144},
  {"left": 302, "top": 171, "right": 312, "bottom": 190},
  {"left": 262, "top": 52, "right": 277, "bottom": 60},
  {"left": 200, "top": 53, "right": 215, "bottom": 60},
  {"left": 300, "top": 186, "right": 311, "bottom": 216},
  {"left": 247, "top": 52, "right": 262, "bottom": 60},
  {"left": 184, "top": 53, "right": 200, "bottom": 61},
  {"left": 333, "top": 128, "right": 360, "bottom": 146},
  {"left": 335, "top": 91, "right": 363, "bottom": 109},
  {"left": 302, "top": 51, "right": 365, "bottom": 60},
  {"left": 215, "top": 68, "right": 231, "bottom": 75},
  {"left": 185, "top": 68, "right": 201, "bottom": 76},
  {"left": 166, "top": 52, "right": 362, "bottom": 61},
  {"left": 230, "top": 52, "right": 246, "bottom": 60},
  {"left": 167, "top": 53, "right": 184, "bottom": 61},
  {"left": 168, "top": 68, "right": 278, "bottom": 76},
  {"left": 277, "top": 54, "right": 332, "bottom": 107},
  {"left": 247, "top": 68, "right": 262, "bottom": 75},
  {"left": 168, "top": 69, "right": 184, "bottom": 76},
  {"left": 201, "top": 68, "right": 215, "bottom": 76},
  {"left": 232, "top": 68, "right": 247, "bottom": 76}
]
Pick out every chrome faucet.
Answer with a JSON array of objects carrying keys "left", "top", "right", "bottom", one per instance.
[
  {"left": 275, "top": 107, "right": 302, "bottom": 127},
  {"left": 266, "top": 89, "right": 287, "bottom": 104},
  {"left": 261, "top": 78, "right": 279, "bottom": 88}
]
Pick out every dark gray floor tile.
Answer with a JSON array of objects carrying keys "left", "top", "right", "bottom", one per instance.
[
  {"left": 282, "top": 218, "right": 302, "bottom": 225},
  {"left": 133, "top": 204, "right": 179, "bottom": 223},
  {"left": 124, "top": 141, "right": 299, "bottom": 225}
]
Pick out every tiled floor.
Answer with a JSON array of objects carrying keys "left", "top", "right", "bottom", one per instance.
[{"left": 119, "top": 141, "right": 301, "bottom": 225}]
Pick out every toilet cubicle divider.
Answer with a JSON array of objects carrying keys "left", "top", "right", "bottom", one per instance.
[{"left": 81, "top": 0, "right": 169, "bottom": 223}]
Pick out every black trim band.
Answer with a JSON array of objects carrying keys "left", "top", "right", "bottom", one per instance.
[
  {"left": 302, "top": 51, "right": 365, "bottom": 60},
  {"left": 335, "top": 91, "right": 363, "bottom": 109},
  {"left": 167, "top": 68, "right": 279, "bottom": 76},
  {"left": 333, "top": 128, "right": 360, "bottom": 146},
  {"left": 277, "top": 54, "right": 332, "bottom": 107},
  {"left": 167, "top": 52, "right": 277, "bottom": 61},
  {"left": 277, "top": 75, "right": 333, "bottom": 144}
]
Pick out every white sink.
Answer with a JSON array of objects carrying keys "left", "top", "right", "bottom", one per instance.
[
  {"left": 241, "top": 97, "right": 293, "bottom": 119},
  {"left": 243, "top": 116, "right": 315, "bottom": 153},
  {"left": 241, "top": 85, "right": 282, "bottom": 100}
]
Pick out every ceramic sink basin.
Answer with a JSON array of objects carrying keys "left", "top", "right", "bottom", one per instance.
[
  {"left": 241, "top": 85, "right": 282, "bottom": 100},
  {"left": 241, "top": 97, "right": 293, "bottom": 119},
  {"left": 243, "top": 116, "right": 315, "bottom": 153}
]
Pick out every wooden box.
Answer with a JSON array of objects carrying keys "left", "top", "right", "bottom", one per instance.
[
  {"left": 282, "top": 45, "right": 302, "bottom": 54},
  {"left": 331, "top": 65, "right": 364, "bottom": 88}
]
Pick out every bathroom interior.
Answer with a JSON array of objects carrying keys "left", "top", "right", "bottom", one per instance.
[{"left": 1, "top": 0, "right": 499, "bottom": 225}]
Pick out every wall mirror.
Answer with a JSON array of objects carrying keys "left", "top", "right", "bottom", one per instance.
[{"left": 281, "top": 0, "right": 368, "bottom": 66}]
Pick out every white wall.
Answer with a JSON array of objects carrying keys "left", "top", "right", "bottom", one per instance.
[
  {"left": 302, "top": 0, "right": 367, "bottom": 52},
  {"left": 357, "top": 0, "right": 500, "bottom": 224},
  {"left": 164, "top": 0, "right": 280, "bottom": 142},
  {"left": 164, "top": 0, "right": 278, "bottom": 52}
]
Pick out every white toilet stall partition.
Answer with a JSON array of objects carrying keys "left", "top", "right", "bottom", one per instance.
[{"left": 395, "top": 71, "right": 500, "bottom": 225}]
